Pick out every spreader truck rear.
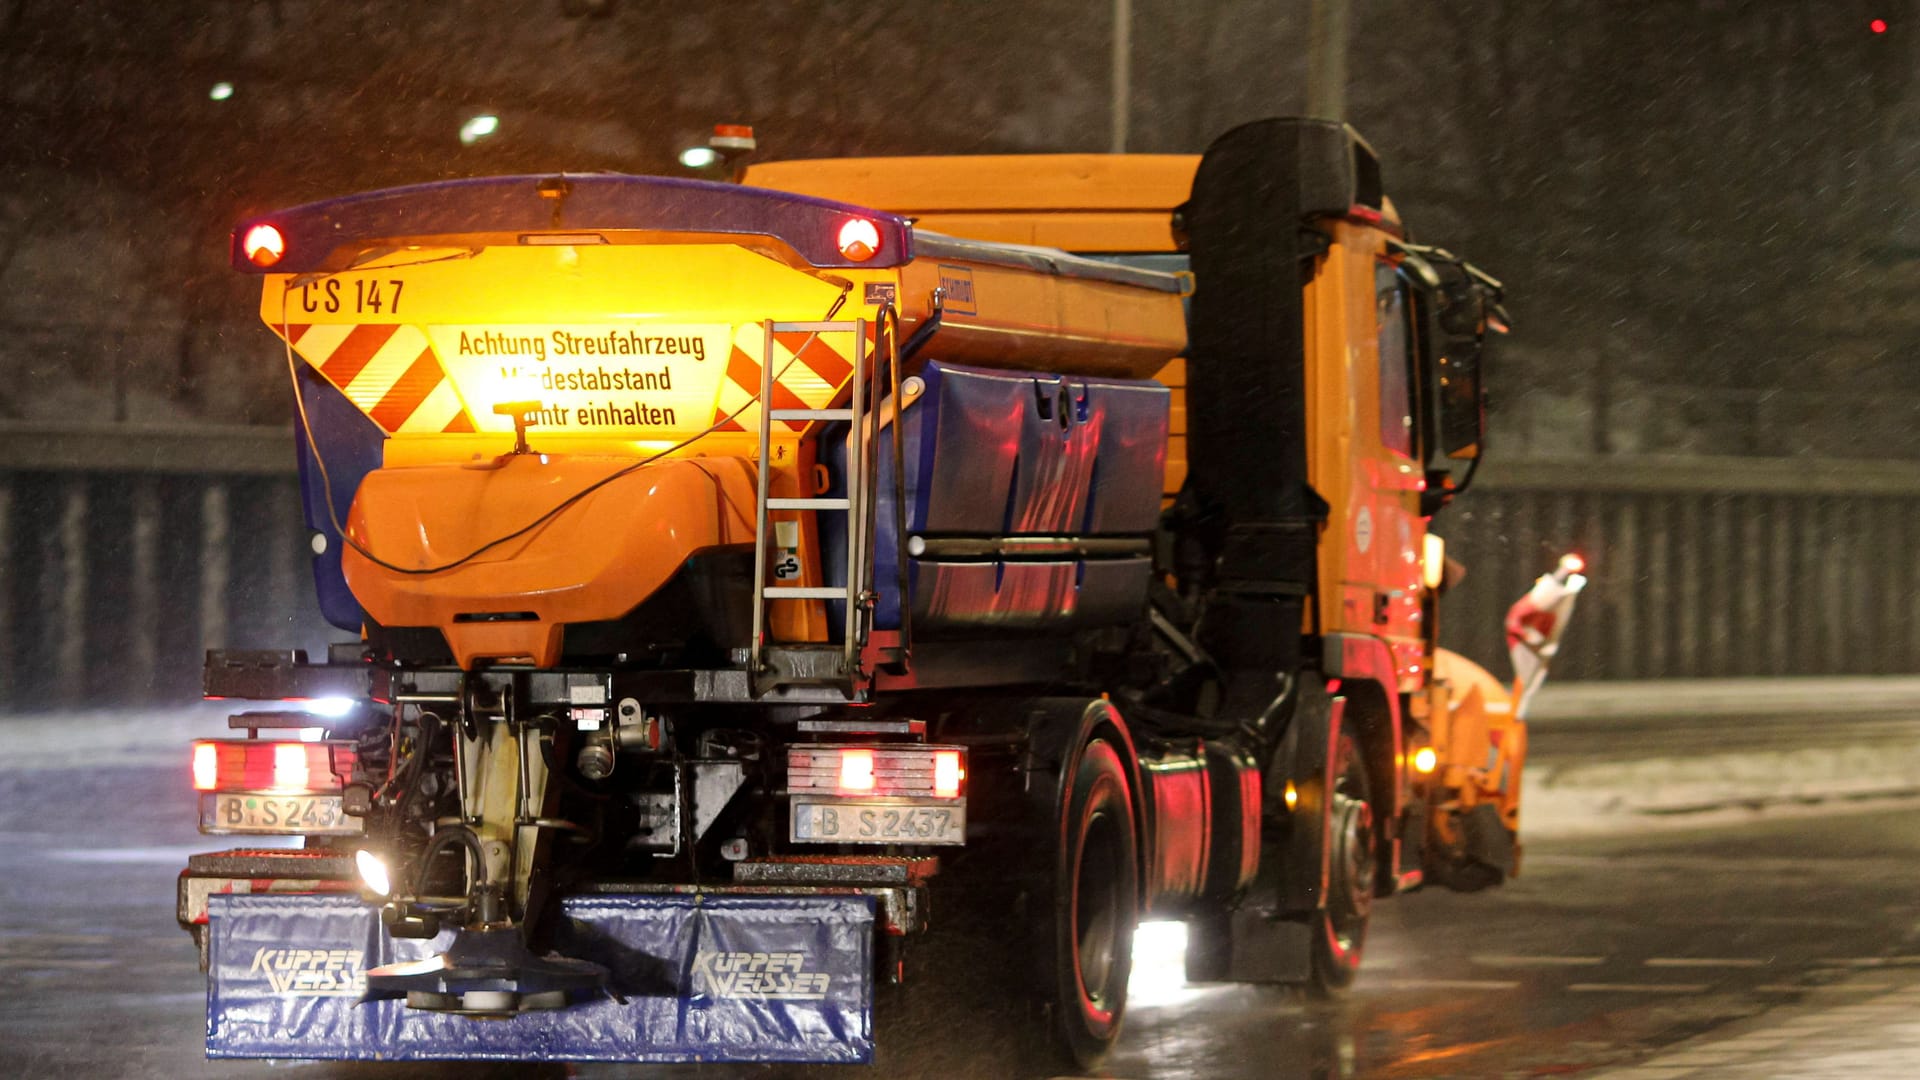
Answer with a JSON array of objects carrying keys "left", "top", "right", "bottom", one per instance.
[{"left": 180, "top": 118, "right": 1569, "bottom": 1068}]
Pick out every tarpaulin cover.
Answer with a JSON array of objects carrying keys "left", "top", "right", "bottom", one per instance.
[{"left": 205, "top": 891, "right": 873, "bottom": 1063}]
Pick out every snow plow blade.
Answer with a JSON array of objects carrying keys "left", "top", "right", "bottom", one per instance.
[{"left": 206, "top": 892, "right": 873, "bottom": 1063}]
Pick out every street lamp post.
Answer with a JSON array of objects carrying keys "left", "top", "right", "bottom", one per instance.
[
  {"left": 1306, "top": 0, "right": 1350, "bottom": 121},
  {"left": 1111, "top": 0, "right": 1131, "bottom": 153}
]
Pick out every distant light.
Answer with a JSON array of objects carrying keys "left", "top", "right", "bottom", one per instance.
[
  {"left": 460, "top": 114, "right": 500, "bottom": 146},
  {"left": 209, "top": 82, "right": 235, "bottom": 102},
  {"left": 1870, "top": 17, "right": 1888, "bottom": 34},
  {"left": 1413, "top": 747, "right": 1438, "bottom": 775},
  {"left": 679, "top": 146, "right": 720, "bottom": 169},
  {"left": 1560, "top": 552, "right": 1586, "bottom": 575},
  {"left": 1283, "top": 780, "right": 1299, "bottom": 812}
]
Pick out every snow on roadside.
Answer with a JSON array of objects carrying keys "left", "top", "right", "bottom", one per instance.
[
  {"left": 1524, "top": 740, "right": 1920, "bottom": 836},
  {"left": 0, "top": 705, "right": 250, "bottom": 771}
]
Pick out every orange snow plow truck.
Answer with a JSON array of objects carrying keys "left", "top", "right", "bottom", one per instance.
[{"left": 181, "top": 118, "right": 1574, "bottom": 1070}]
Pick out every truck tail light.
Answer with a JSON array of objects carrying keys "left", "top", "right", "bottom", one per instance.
[
  {"left": 192, "top": 742, "right": 219, "bottom": 791},
  {"left": 933, "top": 750, "right": 964, "bottom": 797},
  {"left": 190, "top": 739, "right": 355, "bottom": 794},
  {"left": 837, "top": 218, "right": 881, "bottom": 262},
  {"left": 241, "top": 223, "right": 284, "bottom": 267},
  {"left": 273, "top": 742, "right": 310, "bottom": 790},
  {"left": 789, "top": 745, "right": 968, "bottom": 799},
  {"left": 838, "top": 748, "right": 875, "bottom": 793}
]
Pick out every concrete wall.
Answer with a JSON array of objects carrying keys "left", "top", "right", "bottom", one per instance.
[
  {"left": 0, "top": 425, "right": 333, "bottom": 710},
  {"left": 1441, "top": 456, "right": 1920, "bottom": 681},
  {"left": 3, "top": 427, "right": 1916, "bottom": 710}
]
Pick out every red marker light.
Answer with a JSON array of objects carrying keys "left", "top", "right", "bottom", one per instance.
[
  {"left": 837, "top": 218, "right": 881, "bottom": 262},
  {"left": 242, "top": 223, "right": 285, "bottom": 267},
  {"left": 1871, "top": 18, "right": 1888, "bottom": 33},
  {"left": 838, "top": 748, "right": 875, "bottom": 792}
]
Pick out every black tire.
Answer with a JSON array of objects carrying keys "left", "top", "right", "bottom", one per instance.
[
  {"left": 1308, "top": 729, "right": 1374, "bottom": 996},
  {"left": 1049, "top": 736, "right": 1139, "bottom": 1070}
]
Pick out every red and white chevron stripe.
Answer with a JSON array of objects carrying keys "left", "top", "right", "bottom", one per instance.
[
  {"left": 275, "top": 323, "right": 475, "bottom": 434},
  {"left": 711, "top": 322, "right": 875, "bottom": 434}
]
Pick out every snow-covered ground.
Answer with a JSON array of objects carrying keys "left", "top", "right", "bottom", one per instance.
[
  {"left": 1524, "top": 677, "right": 1920, "bottom": 835},
  {"left": 1529, "top": 676, "right": 1920, "bottom": 721}
]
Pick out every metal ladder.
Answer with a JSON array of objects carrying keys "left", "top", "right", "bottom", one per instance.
[{"left": 747, "top": 317, "right": 887, "bottom": 697}]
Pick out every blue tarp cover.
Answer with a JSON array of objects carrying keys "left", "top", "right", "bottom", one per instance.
[{"left": 206, "top": 891, "right": 873, "bottom": 1063}]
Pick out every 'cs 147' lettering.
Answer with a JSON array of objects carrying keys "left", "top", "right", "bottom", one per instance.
[{"left": 299, "top": 279, "right": 405, "bottom": 316}]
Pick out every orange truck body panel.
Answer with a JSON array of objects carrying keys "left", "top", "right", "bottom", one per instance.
[
  {"left": 344, "top": 455, "right": 760, "bottom": 668},
  {"left": 748, "top": 154, "right": 1421, "bottom": 668},
  {"left": 746, "top": 154, "right": 1199, "bottom": 253},
  {"left": 258, "top": 197, "right": 1186, "bottom": 668}
]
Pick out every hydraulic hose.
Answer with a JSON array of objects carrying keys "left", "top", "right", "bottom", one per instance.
[{"left": 412, "top": 823, "right": 492, "bottom": 896}]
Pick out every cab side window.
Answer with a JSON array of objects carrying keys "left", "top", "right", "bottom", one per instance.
[{"left": 1376, "top": 262, "right": 1415, "bottom": 459}]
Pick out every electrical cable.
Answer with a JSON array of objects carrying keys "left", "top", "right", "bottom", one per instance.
[
  {"left": 412, "top": 822, "right": 492, "bottom": 894},
  {"left": 278, "top": 278, "right": 851, "bottom": 577}
]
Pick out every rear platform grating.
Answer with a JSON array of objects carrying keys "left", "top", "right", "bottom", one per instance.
[
  {"left": 732, "top": 855, "right": 940, "bottom": 887},
  {"left": 187, "top": 849, "right": 354, "bottom": 880}
]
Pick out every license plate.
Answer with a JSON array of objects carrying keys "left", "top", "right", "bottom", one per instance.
[
  {"left": 200, "top": 793, "right": 362, "bottom": 836},
  {"left": 790, "top": 798, "right": 966, "bottom": 846}
]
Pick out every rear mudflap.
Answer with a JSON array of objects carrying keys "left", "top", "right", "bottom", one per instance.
[
  {"left": 178, "top": 849, "right": 359, "bottom": 970},
  {"left": 205, "top": 891, "right": 874, "bottom": 1064}
]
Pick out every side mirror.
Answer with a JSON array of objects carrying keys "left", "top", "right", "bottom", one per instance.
[
  {"left": 1396, "top": 243, "right": 1503, "bottom": 512},
  {"left": 1434, "top": 327, "right": 1484, "bottom": 461}
]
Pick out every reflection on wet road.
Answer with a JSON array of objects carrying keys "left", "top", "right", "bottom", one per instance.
[{"left": 2, "top": 764, "right": 1917, "bottom": 1079}]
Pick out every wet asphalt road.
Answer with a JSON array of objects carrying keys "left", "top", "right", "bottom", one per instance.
[{"left": 3, "top": 763, "right": 1918, "bottom": 1079}]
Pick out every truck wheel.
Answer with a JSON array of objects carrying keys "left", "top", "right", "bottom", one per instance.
[
  {"left": 1308, "top": 730, "right": 1373, "bottom": 996},
  {"left": 1051, "top": 737, "right": 1139, "bottom": 1069}
]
